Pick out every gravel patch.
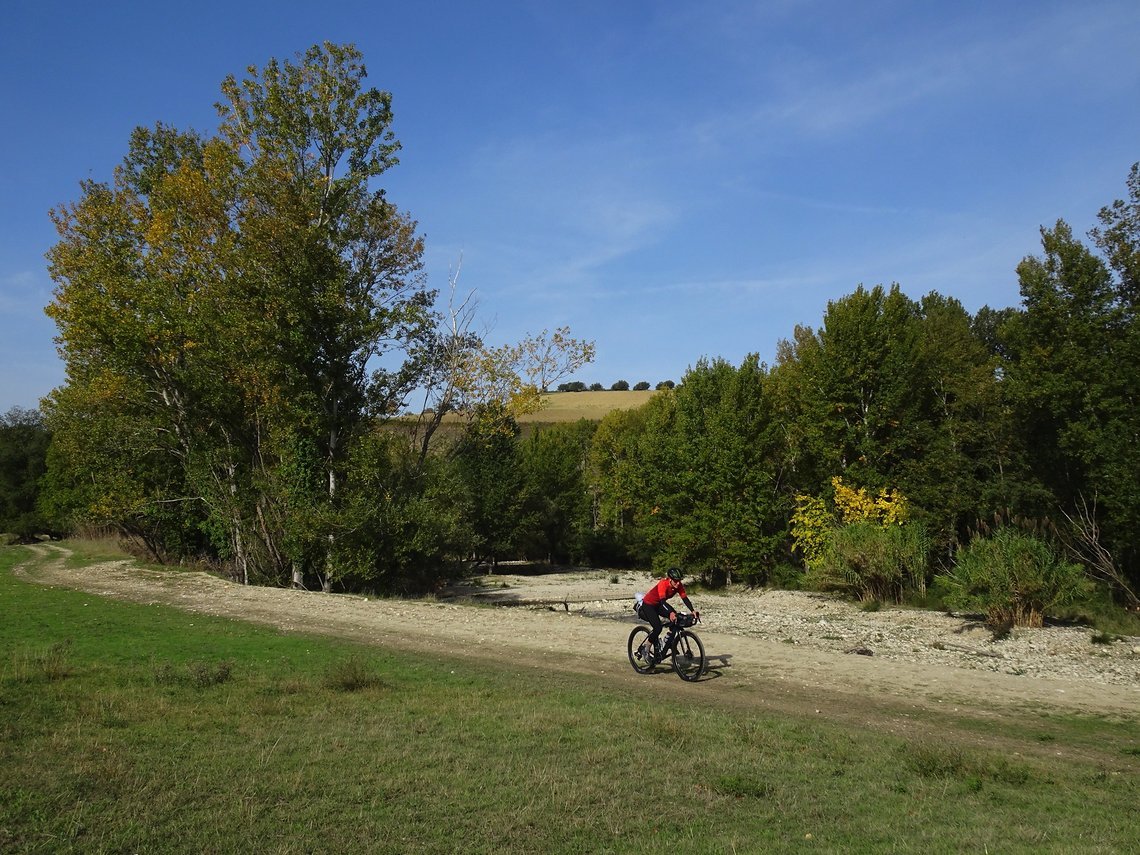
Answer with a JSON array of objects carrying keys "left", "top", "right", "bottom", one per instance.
[{"left": 460, "top": 569, "right": 1140, "bottom": 689}]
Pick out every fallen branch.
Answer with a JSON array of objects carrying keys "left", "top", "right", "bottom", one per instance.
[{"left": 932, "top": 640, "right": 1004, "bottom": 659}]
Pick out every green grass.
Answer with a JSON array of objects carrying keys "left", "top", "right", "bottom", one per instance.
[
  {"left": 1054, "top": 584, "right": 1140, "bottom": 638},
  {"left": 2, "top": 545, "right": 1138, "bottom": 854}
]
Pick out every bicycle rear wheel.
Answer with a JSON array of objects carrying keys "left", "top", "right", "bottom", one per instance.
[
  {"left": 627, "top": 626, "right": 655, "bottom": 674},
  {"left": 671, "top": 630, "right": 706, "bottom": 681}
]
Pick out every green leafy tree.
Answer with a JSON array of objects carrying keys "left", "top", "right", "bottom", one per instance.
[
  {"left": 635, "top": 356, "right": 789, "bottom": 585},
  {"left": 328, "top": 429, "right": 470, "bottom": 592},
  {"left": 585, "top": 404, "right": 651, "bottom": 566},
  {"left": 0, "top": 408, "right": 52, "bottom": 540},
  {"left": 518, "top": 419, "right": 597, "bottom": 563},
  {"left": 45, "top": 43, "right": 432, "bottom": 589},
  {"left": 39, "top": 369, "right": 209, "bottom": 561},
  {"left": 453, "top": 414, "right": 529, "bottom": 569},
  {"left": 1001, "top": 217, "right": 1140, "bottom": 584},
  {"left": 768, "top": 285, "right": 931, "bottom": 504},
  {"left": 770, "top": 324, "right": 834, "bottom": 496},
  {"left": 1091, "top": 161, "right": 1140, "bottom": 303},
  {"left": 812, "top": 284, "right": 930, "bottom": 488},
  {"left": 906, "top": 294, "right": 1029, "bottom": 552},
  {"left": 771, "top": 286, "right": 1028, "bottom": 557},
  {"left": 1087, "top": 162, "right": 1140, "bottom": 581}
]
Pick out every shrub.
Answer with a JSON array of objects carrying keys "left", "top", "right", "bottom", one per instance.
[
  {"left": 831, "top": 476, "right": 908, "bottom": 526},
  {"left": 188, "top": 660, "right": 234, "bottom": 688},
  {"left": 766, "top": 562, "right": 805, "bottom": 590},
  {"left": 322, "top": 655, "right": 384, "bottom": 692},
  {"left": 805, "top": 520, "right": 929, "bottom": 603},
  {"left": 152, "top": 659, "right": 234, "bottom": 688},
  {"left": 943, "top": 528, "right": 1089, "bottom": 628},
  {"left": 589, "top": 383, "right": 604, "bottom": 391},
  {"left": 790, "top": 494, "right": 832, "bottom": 564}
]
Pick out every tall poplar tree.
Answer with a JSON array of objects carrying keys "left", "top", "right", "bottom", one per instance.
[{"left": 45, "top": 43, "right": 432, "bottom": 587}]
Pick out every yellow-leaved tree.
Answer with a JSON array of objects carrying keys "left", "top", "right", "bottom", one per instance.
[{"left": 792, "top": 477, "right": 927, "bottom": 602}]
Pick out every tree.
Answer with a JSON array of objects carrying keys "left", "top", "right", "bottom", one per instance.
[
  {"left": 0, "top": 408, "right": 52, "bottom": 540},
  {"left": 1002, "top": 215, "right": 1140, "bottom": 587},
  {"left": 39, "top": 373, "right": 207, "bottom": 560},
  {"left": 769, "top": 324, "right": 834, "bottom": 496},
  {"left": 518, "top": 419, "right": 597, "bottom": 563},
  {"left": 610, "top": 380, "right": 630, "bottom": 391},
  {"left": 1091, "top": 161, "right": 1140, "bottom": 305},
  {"left": 453, "top": 417, "right": 528, "bottom": 569},
  {"left": 812, "top": 285, "right": 930, "bottom": 488},
  {"left": 908, "top": 293, "right": 1024, "bottom": 553},
  {"left": 518, "top": 327, "right": 596, "bottom": 393},
  {"left": 324, "top": 428, "right": 471, "bottom": 592},
  {"left": 589, "top": 406, "right": 645, "bottom": 529},
  {"left": 770, "top": 286, "right": 1029, "bottom": 560},
  {"left": 633, "top": 381, "right": 651, "bottom": 391},
  {"left": 45, "top": 43, "right": 433, "bottom": 589},
  {"left": 634, "top": 356, "right": 788, "bottom": 584},
  {"left": 405, "top": 271, "right": 595, "bottom": 466}
]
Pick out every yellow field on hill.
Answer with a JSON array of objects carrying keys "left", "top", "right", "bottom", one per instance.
[{"left": 519, "top": 390, "right": 658, "bottom": 422}]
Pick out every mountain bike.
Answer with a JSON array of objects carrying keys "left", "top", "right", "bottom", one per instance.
[{"left": 627, "top": 612, "right": 706, "bottom": 681}]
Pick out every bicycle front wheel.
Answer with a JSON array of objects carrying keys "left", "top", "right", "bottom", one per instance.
[
  {"left": 671, "top": 630, "right": 706, "bottom": 681},
  {"left": 627, "top": 626, "right": 655, "bottom": 674}
]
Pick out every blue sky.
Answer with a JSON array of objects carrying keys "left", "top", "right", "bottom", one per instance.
[{"left": 3, "top": 0, "right": 1139, "bottom": 412}]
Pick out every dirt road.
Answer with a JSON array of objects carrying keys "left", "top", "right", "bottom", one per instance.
[{"left": 14, "top": 544, "right": 1140, "bottom": 741}]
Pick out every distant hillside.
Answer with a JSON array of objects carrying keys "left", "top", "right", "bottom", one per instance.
[{"left": 518, "top": 390, "right": 658, "bottom": 423}]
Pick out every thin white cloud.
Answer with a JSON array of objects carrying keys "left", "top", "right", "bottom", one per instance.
[
  {"left": 0, "top": 271, "right": 52, "bottom": 314},
  {"left": 464, "top": 133, "right": 681, "bottom": 290},
  {"left": 689, "top": 1, "right": 1140, "bottom": 150}
]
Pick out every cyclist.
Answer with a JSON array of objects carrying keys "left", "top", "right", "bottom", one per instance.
[{"left": 637, "top": 566, "right": 699, "bottom": 660}]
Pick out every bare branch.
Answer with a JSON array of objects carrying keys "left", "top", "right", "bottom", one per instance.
[{"left": 1059, "top": 493, "right": 1139, "bottom": 608}]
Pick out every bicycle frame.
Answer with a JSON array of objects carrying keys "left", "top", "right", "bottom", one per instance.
[{"left": 627, "top": 613, "right": 705, "bottom": 681}]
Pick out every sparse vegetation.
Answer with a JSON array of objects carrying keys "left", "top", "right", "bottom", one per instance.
[
  {"left": 322, "top": 654, "right": 386, "bottom": 692},
  {"left": 10, "top": 639, "right": 71, "bottom": 683}
]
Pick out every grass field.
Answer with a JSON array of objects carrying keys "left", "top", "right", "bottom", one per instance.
[
  {"left": 519, "top": 389, "right": 658, "bottom": 422},
  {"left": 2, "top": 542, "right": 1138, "bottom": 853}
]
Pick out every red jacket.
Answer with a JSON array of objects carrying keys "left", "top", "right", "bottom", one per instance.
[{"left": 643, "top": 577, "right": 688, "bottom": 607}]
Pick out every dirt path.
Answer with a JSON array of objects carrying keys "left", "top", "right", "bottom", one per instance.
[{"left": 13, "top": 544, "right": 1140, "bottom": 748}]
